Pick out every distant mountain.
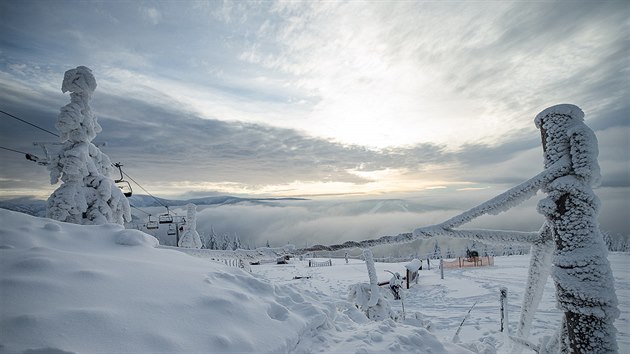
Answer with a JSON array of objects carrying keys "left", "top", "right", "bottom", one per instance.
[
  {"left": 0, "top": 197, "right": 47, "bottom": 217},
  {"left": 0, "top": 195, "right": 309, "bottom": 217},
  {"left": 127, "top": 195, "right": 308, "bottom": 208},
  {"left": 307, "top": 198, "right": 445, "bottom": 216}
]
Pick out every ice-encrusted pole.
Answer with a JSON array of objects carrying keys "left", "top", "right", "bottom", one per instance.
[
  {"left": 363, "top": 249, "right": 380, "bottom": 307},
  {"left": 535, "top": 104, "right": 618, "bottom": 353}
]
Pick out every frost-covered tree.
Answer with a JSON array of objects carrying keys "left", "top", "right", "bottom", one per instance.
[
  {"left": 534, "top": 105, "right": 618, "bottom": 353},
  {"left": 207, "top": 226, "right": 218, "bottom": 250},
  {"left": 220, "top": 233, "right": 231, "bottom": 250},
  {"left": 445, "top": 246, "right": 454, "bottom": 259},
  {"left": 602, "top": 231, "right": 629, "bottom": 252},
  {"left": 178, "top": 203, "right": 201, "bottom": 248},
  {"left": 47, "top": 66, "right": 131, "bottom": 225},
  {"left": 432, "top": 240, "right": 442, "bottom": 259},
  {"left": 232, "top": 233, "right": 241, "bottom": 250}
]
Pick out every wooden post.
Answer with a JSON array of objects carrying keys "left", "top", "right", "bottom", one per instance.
[
  {"left": 440, "top": 258, "right": 444, "bottom": 279},
  {"left": 536, "top": 105, "right": 618, "bottom": 353},
  {"left": 500, "top": 287, "right": 508, "bottom": 333}
]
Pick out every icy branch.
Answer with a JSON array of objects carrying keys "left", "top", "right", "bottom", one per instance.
[
  {"left": 414, "top": 228, "right": 539, "bottom": 245},
  {"left": 436, "top": 156, "right": 571, "bottom": 230}
]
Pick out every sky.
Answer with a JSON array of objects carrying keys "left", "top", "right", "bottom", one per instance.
[{"left": 0, "top": 0, "right": 628, "bottom": 236}]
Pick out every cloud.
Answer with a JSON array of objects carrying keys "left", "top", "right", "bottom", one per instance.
[
  {"left": 142, "top": 7, "right": 162, "bottom": 25},
  {"left": 1, "top": 73, "right": 626, "bottom": 201},
  {"left": 175, "top": 200, "right": 460, "bottom": 248},
  {"left": 0, "top": 1, "right": 627, "bottom": 236}
]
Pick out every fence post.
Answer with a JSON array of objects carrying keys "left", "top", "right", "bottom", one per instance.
[
  {"left": 440, "top": 258, "right": 444, "bottom": 280},
  {"left": 535, "top": 105, "right": 618, "bottom": 352},
  {"left": 500, "top": 287, "right": 509, "bottom": 333}
]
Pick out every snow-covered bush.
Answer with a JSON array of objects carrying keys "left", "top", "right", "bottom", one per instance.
[{"left": 46, "top": 66, "right": 131, "bottom": 225}]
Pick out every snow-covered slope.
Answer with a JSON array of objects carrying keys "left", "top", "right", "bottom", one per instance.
[
  {"left": 0, "top": 209, "right": 331, "bottom": 353},
  {"left": 0, "top": 209, "right": 470, "bottom": 353}
]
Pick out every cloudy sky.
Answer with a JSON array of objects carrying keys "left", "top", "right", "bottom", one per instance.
[{"left": 1, "top": 0, "right": 628, "bottom": 236}]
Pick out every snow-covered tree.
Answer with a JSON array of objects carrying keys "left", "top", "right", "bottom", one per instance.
[
  {"left": 534, "top": 104, "right": 618, "bottom": 353},
  {"left": 207, "top": 226, "right": 218, "bottom": 250},
  {"left": 178, "top": 203, "right": 201, "bottom": 249},
  {"left": 432, "top": 240, "right": 442, "bottom": 259},
  {"left": 232, "top": 233, "right": 241, "bottom": 250},
  {"left": 219, "top": 233, "right": 230, "bottom": 250},
  {"left": 46, "top": 66, "right": 131, "bottom": 225},
  {"left": 602, "top": 231, "right": 629, "bottom": 252}
]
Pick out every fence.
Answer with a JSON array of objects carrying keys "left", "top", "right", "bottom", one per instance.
[
  {"left": 441, "top": 256, "right": 494, "bottom": 269},
  {"left": 308, "top": 259, "right": 332, "bottom": 267},
  {"left": 212, "top": 258, "right": 242, "bottom": 268}
]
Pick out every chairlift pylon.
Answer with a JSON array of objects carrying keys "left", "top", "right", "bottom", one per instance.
[{"left": 113, "top": 162, "right": 132, "bottom": 197}]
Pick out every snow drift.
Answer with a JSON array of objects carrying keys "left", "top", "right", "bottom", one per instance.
[
  {"left": 0, "top": 209, "right": 332, "bottom": 353},
  {"left": 0, "top": 209, "right": 471, "bottom": 353}
]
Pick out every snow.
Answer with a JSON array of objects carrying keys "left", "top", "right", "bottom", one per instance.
[
  {"left": 405, "top": 258, "right": 422, "bottom": 272},
  {"left": 1, "top": 209, "right": 627, "bottom": 353},
  {"left": 46, "top": 66, "right": 131, "bottom": 226}
]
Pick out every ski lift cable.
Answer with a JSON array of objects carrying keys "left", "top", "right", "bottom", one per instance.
[
  {"left": 1, "top": 110, "right": 169, "bottom": 209},
  {"left": 119, "top": 169, "right": 167, "bottom": 208},
  {"left": 0, "top": 145, "right": 44, "bottom": 164},
  {"left": 129, "top": 204, "right": 152, "bottom": 216},
  {"left": 0, "top": 109, "right": 60, "bottom": 138},
  {"left": 0, "top": 145, "right": 35, "bottom": 156}
]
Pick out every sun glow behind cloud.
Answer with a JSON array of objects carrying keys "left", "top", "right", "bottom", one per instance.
[
  {"left": 146, "top": 170, "right": 460, "bottom": 199},
  {"left": 233, "top": 1, "right": 503, "bottom": 149}
]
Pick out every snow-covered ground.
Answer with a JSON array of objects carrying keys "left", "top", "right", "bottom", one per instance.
[{"left": 1, "top": 208, "right": 628, "bottom": 353}]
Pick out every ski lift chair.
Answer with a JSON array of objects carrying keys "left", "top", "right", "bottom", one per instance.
[
  {"left": 167, "top": 224, "right": 177, "bottom": 236},
  {"left": 113, "top": 163, "right": 133, "bottom": 197},
  {"left": 158, "top": 206, "right": 174, "bottom": 224},
  {"left": 146, "top": 216, "right": 159, "bottom": 230},
  {"left": 158, "top": 213, "right": 173, "bottom": 224},
  {"left": 116, "top": 181, "right": 133, "bottom": 197}
]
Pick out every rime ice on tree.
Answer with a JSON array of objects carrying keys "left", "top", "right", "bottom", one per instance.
[
  {"left": 535, "top": 104, "right": 618, "bottom": 353},
  {"left": 46, "top": 66, "right": 131, "bottom": 225},
  {"left": 178, "top": 203, "right": 202, "bottom": 249}
]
